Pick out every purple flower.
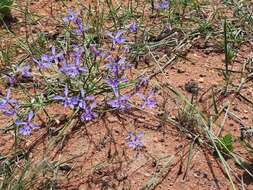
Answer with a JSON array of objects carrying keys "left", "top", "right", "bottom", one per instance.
[
  {"left": 16, "top": 111, "right": 40, "bottom": 135},
  {"left": 59, "top": 46, "right": 87, "bottom": 77},
  {"left": 107, "top": 94, "right": 131, "bottom": 109},
  {"left": 159, "top": 0, "right": 170, "bottom": 9},
  {"left": 137, "top": 90, "right": 157, "bottom": 109},
  {"left": 3, "top": 108, "right": 16, "bottom": 116},
  {"left": 80, "top": 101, "right": 97, "bottom": 121},
  {"left": 33, "top": 54, "right": 51, "bottom": 70},
  {"left": 0, "top": 89, "right": 18, "bottom": 116},
  {"left": 72, "top": 45, "right": 84, "bottom": 64},
  {"left": 78, "top": 94, "right": 97, "bottom": 121},
  {"left": 90, "top": 45, "right": 108, "bottom": 58},
  {"left": 127, "top": 131, "right": 144, "bottom": 149},
  {"left": 63, "top": 9, "right": 78, "bottom": 22},
  {"left": 164, "top": 23, "right": 172, "bottom": 33},
  {"left": 60, "top": 63, "right": 87, "bottom": 77},
  {"left": 123, "top": 45, "right": 130, "bottom": 53},
  {"left": 105, "top": 77, "right": 124, "bottom": 97},
  {"left": 106, "top": 57, "right": 132, "bottom": 75},
  {"left": 7, "top": 75, "right": 17, "bottom": 86},
  {"left": 80, "top": 107, "right": 97, "bottom": 121},
  {"left": 58, "top": 52, "right": 67, "bottom": 65},
  {"left": 73, "top": 17, "right": 84, "bottom": 34},
  {"left": 53, "top": 85, "right": 79, "bottom": 108},
  {"left": 78, "top": 94, "right": 95, "bottom": 110},
  {"left": 106, "top": 30, "right": 126, "bottom": 45},
  {"left": 16, "top": 64, "right": 32, "bottom": 77},
  {"left": 135, "top": 76, "right": 149, "bottom": 91},
  {"left": 106, "top": 78, "right": 119, "bottom": 96},
  {"left": 50, "top": 46, "right": 63, "bottom": 64},
  {"left": 0, "top": 89, "right": 17, "bottom": 105},
  {"left": 90, "top": 45, "right": 102, "bottom": 56},
  {"left": 129, "top": 22, "right": 137, "bottom": 33},
  {"left": 63, "top": 9, "right": 89, "bottom": 34}
]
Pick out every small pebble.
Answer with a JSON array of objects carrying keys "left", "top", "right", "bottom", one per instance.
[
  {"left": 233, "top": 107, "right": 240, "bottom": 112},
  {"left": 198, "top": 78, "right": 204, "bottom": 83},
  {"left": 177, "top": 68, "right": 185, "bottom": 73}
]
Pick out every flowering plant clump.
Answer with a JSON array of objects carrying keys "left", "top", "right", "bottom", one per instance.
[{"left": 1, "top": 9, "right": 158, "bottom": 149}]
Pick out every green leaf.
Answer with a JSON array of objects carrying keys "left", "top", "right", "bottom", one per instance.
[
  {"left": 0, "top": 0, "right": 13, "bottom": 16},
  {"left": 221, "top": 133, "right": 234, "bottom": 152},
  {"left": 214, "top": 133, "right": 234, "bottom": 157}
]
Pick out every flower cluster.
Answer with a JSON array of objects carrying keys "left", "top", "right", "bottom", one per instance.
[
  {"left": 63, "top": 9, "right": 86, "bottom": 34},
  {"left": 105, "top": 55, "right": 133, "bottom": 109},
  {"left": 1, "top": 9, "right": 157, "bottom": 149},
  {"left": 32, "top": 44, "right": 88, "bottom": 79},
  {"left": 53, "top": 86, "right": 97, "bottom": 121},
  {"left": 59, "top": 46, "right": 88, "bottom": 77},
  {"left": 53, "top": 85, "right": 79, "bottom": 108}
]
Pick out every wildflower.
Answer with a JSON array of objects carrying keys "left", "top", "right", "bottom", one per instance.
[
  {"left": 80, "top": 101, "right": 97, "bottom": 121},
  {"left": 137, "top": 90, "right": 157, "bottom": 109},
  {"left": 50, "top": 46, "right": 63, "bottom": 64},
  {"left": 80, "top": 107, "right": 97, "bottom": 121},
  {"left": 0, "top": 89, "right": 17, "bottom": 105},
  {"left": 106, "top": 30, "right": 126, "bottom": 45},
  {"left": 72, "top": 45, "right": 84, "bottom": 64},
  {"left": 135, "top": 76, "right": 149, "bottom": 91},
  {"left": 90, "top": 45, "right": 102, "bottom": 56},
  {"left": 106, "top": 77, "right": 119, "bottom": 96},
  {"left": 15, "top": 111, "right": 40, "bottom": 135},
  {"left": 78, "top": 93, "right": 97, "bottom": 121},
  {"left": 106, "top": 57, "right": 132, "bottom": 75},
  {"left": 107, "top": 94, "right": 131, "bottom": 109},
  {"left": 105, "top": 77, "right": 128, "bottom": 97},
  {"left": 73, "top": 17, "right": 84, "bottom": 33},
  {"left": 106, "top": 59, "right": 121, "bottom": 76},
  {"left": 63, "top": 9, "right": 78, "bottom": 22},
  {"left": 60, "top": 63, "right": 88, "bottom": 77},
  {"left": 78, "top": 95, "right": 96, "bottom": 110},
  {"left": 129, "top": 22, "right": 137, "bottom": 33},
  {"left": 90, "top": 45, "right": 108, "bottom": 58},
  {"left": 33, "top": 54, "right": 51, "bottom": 70},
  {"left": 105, "top": 57, "right": 130, "bottom": 97},
  {"left": 59, "top": 53, "right": 67, "bottom": 65},
  {"left": 127, "top": 131, "right": 144, "bottom": 149},
  {"left": 123, "top": 45, "right": 130, "bottom": 53},
  {"left": 7, "top": 75, "right": 17, "bottom": 86},
  {"left": 72, "top": 44, "right": 84, "bottom": 52},
  {"left": 159, "top": 0, "right": 170, "bottom": 9},
  {"left": 0, "top": 89, "right": 18, "bottom": 116},
  {"left": 53, "top": 85, "right": 79, "bottom": 108},
  {"left": 164, "top": 23, "right": 172, "bottom": 33},
  {"left": 60, "top": 46, "right": 87, "bottom": 77},
  {"left": 16, "top": 64, "right": 32, "bottom": 77}
]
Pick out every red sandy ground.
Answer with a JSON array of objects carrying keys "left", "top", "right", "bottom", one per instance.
[{"left": 0, "top": 0, "right": 252, "bottom": 189}]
